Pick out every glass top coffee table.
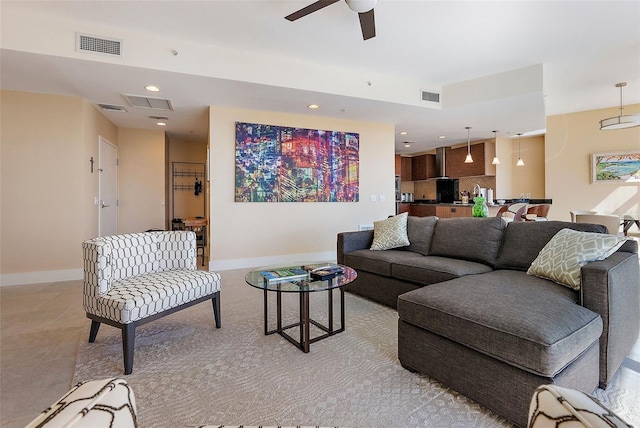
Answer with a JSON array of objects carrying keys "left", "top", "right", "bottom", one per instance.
[{"left": 245, "top": 263, "right": 357, "bottom": 352}]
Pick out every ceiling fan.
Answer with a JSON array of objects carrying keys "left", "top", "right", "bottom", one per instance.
[{"left": 285, "top": 0, "right": 377, "bottom": 41}]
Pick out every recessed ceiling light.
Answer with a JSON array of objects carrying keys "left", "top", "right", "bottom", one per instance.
[
  {"left": 438, "top": 135, "right": 446, "bottom": 139},
  {"left": 145, "top": 85, "right": 161, "bottom": 92},
  {"left": 399, "top": 131, "right": 408, "bottom": 135},
  {"left": 308, "top": 104, "right": 319, "bottom": 109},
  {"left": 156, "top": 122, "right": 167, "bottom": 126},
  {"left": 404, "top": 143, "right": 411, "bottom": 148}
]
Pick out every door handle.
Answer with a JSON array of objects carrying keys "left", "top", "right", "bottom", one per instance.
[{"left": 101, "top": 202, "right": 110, "bottom": 208}]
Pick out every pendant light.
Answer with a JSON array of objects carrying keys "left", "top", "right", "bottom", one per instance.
[
  {"left": 516, "top": 133, "right": 525, "bottom": 167},
  {"left": 491, "top": 130, "right": 500, "bottom": 165},
  {"left": 464, "top": 126, "right": 473, "bottom": 163},
  {"left": 600, "top": 82, "right": 640, "bottom": 130}
]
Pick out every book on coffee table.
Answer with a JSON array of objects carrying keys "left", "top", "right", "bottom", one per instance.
[
  {"left": 260, "top": 268, "right": 309, "bottom": 283},
  {"left": 310, "top": 266, "right": 344, "bottom": 281}
]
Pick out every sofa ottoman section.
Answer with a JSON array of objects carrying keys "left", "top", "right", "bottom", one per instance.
[
  {"left": 398, "top": 320, "right": 600, "bottom": 428},
  {"left": 398, "top": 270, "right": 602, "bottom": 427},
  {"left": 398, "top": 270, "right": 602, "bottom": 377}
]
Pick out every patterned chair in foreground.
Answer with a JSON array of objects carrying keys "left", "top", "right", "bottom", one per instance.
[
  {"left": 83, "top": 231, "right": 221, "bottom": 375},
  {"left": 26, "top": 378, "right": 137, "bottom": 428},
  {"left": 528, "top": 384, "right": 631, "bottom": 427}
]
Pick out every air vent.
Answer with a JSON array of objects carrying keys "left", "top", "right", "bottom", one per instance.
[
  {"left": 98, "top": 104, "right": 127, "bottom": 112},
  {"left": 421, "top": 90, "right": 440, "bottom": 103},
  {"left": 148, "top": 115, "right": 169, "bottom": 120},
  {"left": 76, "top": 33, "right": 122, "bottom": 57},
  {"left": 124, "top": 95, "right": 174, "bottom": 111}
]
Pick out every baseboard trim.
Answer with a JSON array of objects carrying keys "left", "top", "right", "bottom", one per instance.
[
  {"left": 0, "top": 268, "right": 83, "bottom": 287},
  {"left": 209, "top": 251, "right": 336, "bottom": 271}
]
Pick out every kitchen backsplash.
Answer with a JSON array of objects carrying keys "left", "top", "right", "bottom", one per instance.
[{"left": 414, "top": 176, "right": 497, "bottom": 200}]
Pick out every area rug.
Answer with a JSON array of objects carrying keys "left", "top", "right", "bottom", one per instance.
[{"left": 72, "top": 272, "right": 639, "bottom": 428}]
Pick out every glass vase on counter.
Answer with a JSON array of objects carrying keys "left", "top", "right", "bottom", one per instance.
[{"left": 473, "top": 197, "right": 488, "bottom": 218}]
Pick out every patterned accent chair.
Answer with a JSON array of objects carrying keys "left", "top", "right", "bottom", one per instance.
[
  {"left": 26, "top": 378, "right": 137, "bottom": 427},
  {"left": 528, "top": 385, "right": 631, "bottom": 427},
  {"left": 83, "top": 231, "right": 221, "bottom": 375}
]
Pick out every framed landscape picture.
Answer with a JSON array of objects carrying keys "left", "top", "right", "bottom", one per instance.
[
  {"left": 591, "top": 151, "right": 640, "bottom": 183},
  {"left": 235, "top": 122, "right": 359, "bottom": 202}
]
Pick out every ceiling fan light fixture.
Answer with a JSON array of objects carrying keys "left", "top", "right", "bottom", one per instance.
[
  {"left": 345, "top": 0, "right": 377, "bottom": 13},
  {"left": 286, "top": 0, "right": 376, "bottom": 40},
  {"left": 600, "top": 82, "right": 640, "bottom": 130}
]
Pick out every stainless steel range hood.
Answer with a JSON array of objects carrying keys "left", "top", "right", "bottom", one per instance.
[{"left": 435, "top": 147, "right": 450, "bottom": 178}]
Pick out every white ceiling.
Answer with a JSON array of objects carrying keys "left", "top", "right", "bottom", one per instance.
[{"left": 1, "top": 0, "right": 639, "bottom": 154}]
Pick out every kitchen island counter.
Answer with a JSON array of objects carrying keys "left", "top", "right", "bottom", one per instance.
[{"left": 402, "top": 200, "right": 552, "bottom": 218}]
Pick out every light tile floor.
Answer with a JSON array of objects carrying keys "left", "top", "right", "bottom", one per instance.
[{"left": 1, "top": 268, "right": 639, "bottom": 428}]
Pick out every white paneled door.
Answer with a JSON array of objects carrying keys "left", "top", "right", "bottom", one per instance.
[{"left": 99, "top": 137, "right": 118, "bottom": 237}]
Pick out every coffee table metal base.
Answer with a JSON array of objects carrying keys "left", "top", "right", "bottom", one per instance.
[{"left": 263, "top": 288, "right": 345, "bottom": 352}]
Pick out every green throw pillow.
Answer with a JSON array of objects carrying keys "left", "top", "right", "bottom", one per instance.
[
  {"left": 527, "top": 228, "right": 627, "bottom": 290},
  {"left": 370, "top": 212, "right": 410, "bottom": 251}
]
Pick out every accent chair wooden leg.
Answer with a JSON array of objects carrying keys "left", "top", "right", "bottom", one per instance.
[
  {"left": 212, "top": 292, "right": 221, "bottom": 328},
  {"left": 122, "top": 324, "right": 136, "bottom": 375},
  {"left": 89, "top": 320, "right": 100, "bottom": 343}
]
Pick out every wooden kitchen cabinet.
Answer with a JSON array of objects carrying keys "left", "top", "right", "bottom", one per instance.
[
  {"left": 397, "top": 203, "right": 411, "bottom": 215},
  {"left": 395, "top": 154, "right": 402, "bottom": 175},
  {"left": 436, "top": 205, "right": 473, "bottom": 218},
  {"left": 411, "top": 154, "right": 437, "bottom": 181},
  {"left": 400, "top": 157, "right": 412, "bottom": 181},
  {"left": 409, "top": 204, "right": 437, "bottom": 217}
]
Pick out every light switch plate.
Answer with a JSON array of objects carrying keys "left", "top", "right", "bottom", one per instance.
[
  {"left": 379, "top": 194, "right": 386, "bottom": 202},
  {"left": 370, "top": 194, "right": 377, "bottom": 202}
]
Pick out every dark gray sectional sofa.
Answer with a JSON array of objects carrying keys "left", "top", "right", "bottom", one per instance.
[{"left": 337, "top": 216, "right": 639, "bottom": 427}]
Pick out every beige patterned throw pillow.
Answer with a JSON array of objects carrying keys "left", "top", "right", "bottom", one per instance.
[
  {"left": 370, "top": 212, "right": 410, "bottom": 250},
  {"left": 527, "top": 228, "right": 627, "bottom": 290}
]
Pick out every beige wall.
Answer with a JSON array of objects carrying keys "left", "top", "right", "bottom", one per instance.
[
  {"left": 509, "top": 135, "right": 545, "bottom": 199},
  {"left": 546, "top": 104, "right": 640, "bottom": 222},
  {"left": 209, "top": 107, "right": 395, "bottom": 270},
  {"left": 494, "top": 136, "right": 545, "bottom": 200},
  {"left": 1, "top": 90, "right": 116, "bottom": 284},
  {"left": 117, "top": 128, "right": 166, "bottom": 233}
]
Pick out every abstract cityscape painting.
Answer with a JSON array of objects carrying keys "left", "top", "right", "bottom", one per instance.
[{"left": 235, "top": 122, "right": 359, "bottom": 202}]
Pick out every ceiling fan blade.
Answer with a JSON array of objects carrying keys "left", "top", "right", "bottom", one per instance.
[
  {"left": 358, "top": 9, "right": 376, "bottom": 40},
  {"left": 285, "top": 0, "right": 341, "bottom": 21}
]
